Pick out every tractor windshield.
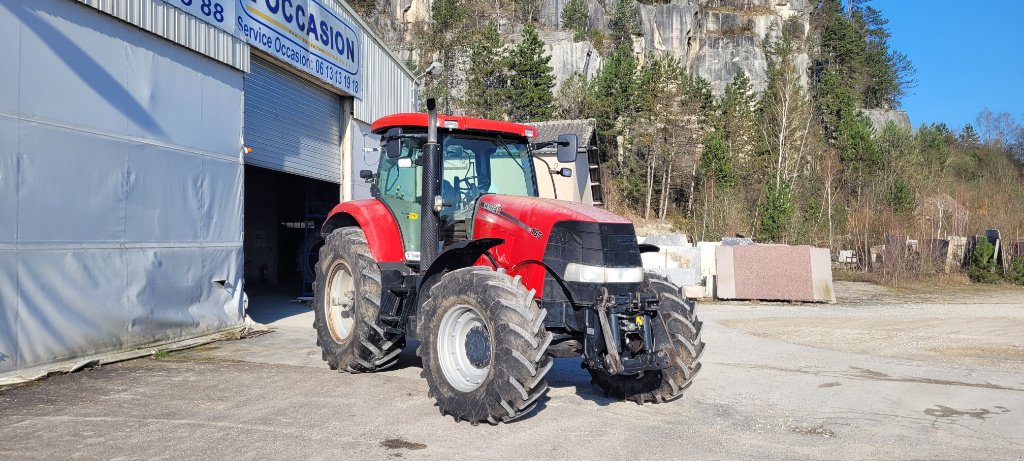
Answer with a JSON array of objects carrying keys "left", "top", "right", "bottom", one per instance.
[
  {"left": 441, "top": 134, "right": 538, "bottom": 214},
  {"left": 375, "top": 130, "right": 539, "bottom": 254}
]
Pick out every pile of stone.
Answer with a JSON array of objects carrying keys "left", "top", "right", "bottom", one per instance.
[{"left": 638, "top": 234, "right": 836, "bottom": 303}]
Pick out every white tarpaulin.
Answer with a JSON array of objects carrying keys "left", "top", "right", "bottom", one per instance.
[{"left": 0, "top": 0, "right": 247, "bottom": 379}]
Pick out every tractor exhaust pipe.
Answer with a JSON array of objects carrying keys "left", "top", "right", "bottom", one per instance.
[{"left": 420, "top": 99, "right": 441, "bottom": 269}]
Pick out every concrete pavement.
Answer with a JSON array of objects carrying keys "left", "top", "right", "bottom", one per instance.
[{"left": 1, "top": 282, "right": 1022, "bottom": 459}]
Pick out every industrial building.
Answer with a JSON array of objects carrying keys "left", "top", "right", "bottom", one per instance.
[{"left": 0, "top": 0, "right": 416, "bottom": 379}]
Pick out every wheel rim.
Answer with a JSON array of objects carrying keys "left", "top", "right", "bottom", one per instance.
[
  {"left": 437, "top": 304, "right": 490, "bottom": 392},
  {"left": 325, "top": 261, "right": 356, "bottom": 342}
]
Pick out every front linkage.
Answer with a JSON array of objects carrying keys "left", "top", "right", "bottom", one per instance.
[{"left": 584, "top": 288, "right": 669, "bottom": 376}]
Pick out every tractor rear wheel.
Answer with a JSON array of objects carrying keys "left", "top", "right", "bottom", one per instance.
[
  {"left": 417, "top": 266, "right": 553, "bottom": 424},
  {"left": 588, "top": 274, "right": 704, "bottom": 403},
  {"left": 313, "top": 227, "right": 405, "bottom": 372}
]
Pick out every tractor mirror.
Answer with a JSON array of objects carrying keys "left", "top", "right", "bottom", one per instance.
[
  {"left": 385, "top": 127, "right": 403, "bottom": 159},
  {"left": 558, "top": 167, "right": 573, "bottom": 178},
  {"left": 359, "top": 169, "right": 374, "bottom": 180},
  {"left": 556, "top": 134, "right": 578, "bottom": 163}
]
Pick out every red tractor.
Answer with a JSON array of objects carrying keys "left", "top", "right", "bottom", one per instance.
[{"left": 313, "top": 100, "right": 703, "bottom": 424}]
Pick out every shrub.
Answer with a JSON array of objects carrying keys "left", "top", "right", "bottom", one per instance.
[
  {"left": 968, "top": 239, "right": 1002, "bottom": 283},
  {"left": 1006, "top": 257, "right": 1024, "bottom": 285},
  {"left": 887, "top": 178, "right": 915, "bottom": 212}
]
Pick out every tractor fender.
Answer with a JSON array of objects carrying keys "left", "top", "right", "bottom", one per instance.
[
  {"left": 321, "top": 199, "right": 405, "bottom": 263},
  {"left": 417, "top": 238, "right": 505, "bottom": 293}
]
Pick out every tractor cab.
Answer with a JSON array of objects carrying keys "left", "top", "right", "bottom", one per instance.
[{"left": 364, "top": 113, "right": 561, "bottom": 261}]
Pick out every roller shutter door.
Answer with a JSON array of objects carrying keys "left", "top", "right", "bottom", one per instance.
[{"left": 244, "top": 56, "right": 342, "bottom": 183}]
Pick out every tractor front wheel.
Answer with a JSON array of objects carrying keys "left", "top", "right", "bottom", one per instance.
[
  {"left": 588, "top": 274, "right": 704, "bottom": 403},
  {"left": 417, "top": 266, "right": 553, "bottom": 424},
  {"left": 313, "top": 227, "right": 405, "bottom": 372}
]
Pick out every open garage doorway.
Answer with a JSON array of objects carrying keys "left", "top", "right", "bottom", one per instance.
[{"left": 243, "top": 166, "right": 339, "bottom": 305}]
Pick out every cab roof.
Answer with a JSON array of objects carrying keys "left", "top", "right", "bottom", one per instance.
[{"left": 371, "top": 113, "right": 538, "bottom": 139}]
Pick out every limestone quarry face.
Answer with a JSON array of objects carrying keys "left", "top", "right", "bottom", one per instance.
[
  {"left": 858, "top": 108, "right": 913, "bottom": 132},
  {"left": 540, "top": 31, "right": 604, "bottom": 86},
  {"left": 537, "top": 0, "right": 813, "bottom": 94},
  {"left": 371, "top": 0, "right": 813, "bottom": 96}
]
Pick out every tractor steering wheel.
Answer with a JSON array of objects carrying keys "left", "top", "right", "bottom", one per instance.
[
  {"left": 454, "top": 176, "right": 486, "bottom": 209},
  {"left": 455, "top": 175, "right": 480, "bottom": 192}
]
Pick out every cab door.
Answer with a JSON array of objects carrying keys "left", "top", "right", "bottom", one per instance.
[{"left": 377, "top": 140, "right": 423, "bottom": 261}]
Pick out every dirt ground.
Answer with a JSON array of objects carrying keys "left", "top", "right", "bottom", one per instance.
[{"left": 1, "top": 282, "right": 1022, "bottom": 460}]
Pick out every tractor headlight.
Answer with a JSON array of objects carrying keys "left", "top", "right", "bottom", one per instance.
[{"left": 563, "top": 263, "right": 644, "bottom": 284}]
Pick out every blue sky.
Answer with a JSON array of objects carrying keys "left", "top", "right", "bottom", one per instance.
[{"left": 871, "top": 0, "right": 1024, "bottom": 129}]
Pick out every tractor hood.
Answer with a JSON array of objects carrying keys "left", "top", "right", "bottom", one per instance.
[
  {"left": 474, "top": 195, "right": 632, "bottom": 229},
  {"left": 471, "top": 195, "right": 642, "bottom": 301}
]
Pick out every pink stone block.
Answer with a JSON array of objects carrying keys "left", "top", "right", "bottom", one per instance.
[{"left": 715, "top": 244, "right": 835, "bottom": 303}]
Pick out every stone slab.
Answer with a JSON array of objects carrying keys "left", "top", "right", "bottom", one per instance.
[
  {"left": 697, "top": 241, "right": 722, "bottom": 280},
  {"left": 683, "top": 285, "right": 706, "bottom": 299},
  {"left": 715, "top": 246, "right": 736, "bottom": 299},
  {"left": 715, "top": 244, "right": 835, "bottom": 303},
  {"left": 647, "top": 267, "right": 700, "bottom": 289}
]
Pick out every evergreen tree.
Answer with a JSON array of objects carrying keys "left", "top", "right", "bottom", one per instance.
[
  {"left": 556, "top": 72, "right": 594, "bottom": 119},
  {"left": 813, "top": 0, "right": 865, "bottom": 138},
  {"left": 886, "top": 178, "right": 915, "bottom": 212},
  {"left": 916, "top": 123, "right": 952, "bottom": 170},
  {"left": 464, "top": 22, "right": 508, "bottom": 120},
  {"left": 506, "top": 26, "right": 556, "bottom": 122},
  {"left": 426, "top": 0, "right": 468, "bottom": 113},
  {"left": 816, "top": 0, "right": 865, "bottom": 74},
  {"left": 610, "top": 0, "right": 641, "bottom": 47},
  {"left": 591, "top": 45, "right": 638, "bottom": 140},
  {"left": 561, "top": 0, "right": 590, "bottom": 42},
  {"left": 700, "top": 133, "right": 737, "bottom": 189},
  {"left": 757, "top": 175, "right": 794, "bottom": 242},
  {"left": 837, "top": 113, "right": 881, "bottom": 172},
  {"left": 858, "top": 6, "right": 915, "bottom": 108},
  {"left": 719, "top": 69, "right": 757, "bottom": 160},
  {"left": 815, "top": 68, "right": 859, "bottom": 141},
  {"left": 968, "top": 239, "right": 1002, "bottom": 283},
  {"left": 959, "top": 124, "right": 981, "bottom": 146},
  {"left": 683, "top": 73, "right": 717, "bottom": 126}
]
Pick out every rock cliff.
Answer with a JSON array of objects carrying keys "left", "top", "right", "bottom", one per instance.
[{"left": 369, "top": 0, "right": 814, "bottom": 96}]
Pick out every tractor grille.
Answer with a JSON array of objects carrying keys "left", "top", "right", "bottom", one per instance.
[{"left": 541, "top": 221, "right": 642, "bottom": 304}]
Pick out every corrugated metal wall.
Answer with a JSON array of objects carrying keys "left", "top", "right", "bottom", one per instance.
[
  {"left": 75, "top": 0, "right": 415, "bottom": 122},
  {"left": 356, "top": 37, "right": 417, "bottom": 123},
  {"left": 244, "top": 56, "right": 343, "bottom": 183},
  {"left": 73, "top": 0, "right": 249, "bottom": 71},
  {"left": 0, "top": 0, "right": 246, "bottom": 378}
]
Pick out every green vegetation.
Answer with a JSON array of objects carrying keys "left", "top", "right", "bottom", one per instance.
[
  {"left": 506, "top": 26, "right": 556, "bottom": 122},
  {"left": 968, "top": 240, "right": 1001, "bottom": 283},
  {"left": 395, "top": 0, "right": 1024, "bottom": 276},
  {"left": 1006, "top": 258, "right": 1024, "bottom": 285},
  {"left": 561, "top": 0, "right": 590, "bottom": 41},
  {"left": 464, "top": 22, "right": 508, "bottom": 120},
  {"left": 609, "top": 0, "right": 642, "bottom": 47}
]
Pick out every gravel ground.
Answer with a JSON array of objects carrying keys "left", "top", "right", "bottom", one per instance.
[{"left": 1, "top": 282, "right": 1022, "bottom": 460}]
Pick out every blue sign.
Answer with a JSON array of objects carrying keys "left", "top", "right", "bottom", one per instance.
[
  {"left": 236, "top": 0, "right": 363, "bottom": 99},
  {"left": 163, "top": 0, "right": 236, "bottom": 35}
]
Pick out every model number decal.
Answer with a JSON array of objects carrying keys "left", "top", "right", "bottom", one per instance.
[
  {"left": 481, "top": 202, "right": 502, "bottom": 215},
  {"left": 481, "top": 202, "right": 543, "bottom": 240}
]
